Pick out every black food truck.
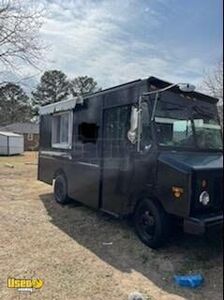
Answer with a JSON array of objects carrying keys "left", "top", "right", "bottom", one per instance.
[{"left": 38, "top": 76, "right": 223, "bottom": 248}]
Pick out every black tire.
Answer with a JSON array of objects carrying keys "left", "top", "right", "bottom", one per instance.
[
  {"left": 54, "top": 174, "right": 70, "bottom": 204},
  {"left": 134, "top": 198, "right": 170, "bottom": 249}
]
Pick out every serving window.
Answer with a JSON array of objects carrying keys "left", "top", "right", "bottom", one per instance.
[{"left": 52, "top": 111, "right": 73, "bottom": 149}]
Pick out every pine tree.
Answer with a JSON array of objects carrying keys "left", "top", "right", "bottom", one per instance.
[
  {"left": 0, "top": 83, "right": 32, "bottom": 125},
  {"left": 32, "top": 70, "right": 70, "bottom": 106},
  {"left": 70, "top": 76, "right": 100, "bottom": 96}
]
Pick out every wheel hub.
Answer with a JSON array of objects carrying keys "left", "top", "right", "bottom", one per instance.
[{"left": 139, "top": 210, "right": 156, "bottom": 239}]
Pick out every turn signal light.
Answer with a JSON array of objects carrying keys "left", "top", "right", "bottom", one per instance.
[{"left": 172, "top": 186, "right": 184, "bottom": 198}]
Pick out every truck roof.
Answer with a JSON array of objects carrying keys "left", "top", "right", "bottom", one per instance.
[
  {"left": 39, "top": 76, "right": 218, "bottom": 115},
  {"left": 79, "top": 76, "right": 219, "bottom": 103}
]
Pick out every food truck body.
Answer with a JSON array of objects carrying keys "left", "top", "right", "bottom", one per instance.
[{"left": 38, "top": 77, "right": 223, "bottom": 248}]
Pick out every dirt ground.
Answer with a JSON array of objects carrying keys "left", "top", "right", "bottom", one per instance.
[{"left": 0, "top": 152, "right": 223, "bottom": 300}]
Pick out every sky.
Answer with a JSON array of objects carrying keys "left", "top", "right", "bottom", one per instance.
[{"left": 2, "top": 0, "right": 223, "bottom": 90}]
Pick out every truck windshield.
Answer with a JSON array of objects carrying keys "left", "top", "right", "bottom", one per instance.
[{"left": 154, "top": 99, "right": 223, "bottom": 151}]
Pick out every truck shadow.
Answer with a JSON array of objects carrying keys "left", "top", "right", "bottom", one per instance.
[{"left": 40, "top": 193, "right": 223, "bottom": 300}]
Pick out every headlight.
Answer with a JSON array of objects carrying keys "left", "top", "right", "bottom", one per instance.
[{"left": 199, "top": 191, "right": 210, "bottom": 206}]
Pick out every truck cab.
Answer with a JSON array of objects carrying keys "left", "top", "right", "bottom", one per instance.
[{"left": 131, "top": 81, "right": 223, "bottom": 247}]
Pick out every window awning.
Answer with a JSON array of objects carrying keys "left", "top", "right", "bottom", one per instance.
[{"left": 39, "top": 96, "right": 83, "bottom": 115}]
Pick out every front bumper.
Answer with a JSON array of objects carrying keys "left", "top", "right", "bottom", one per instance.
[{"left": 184, "top": 214, "right": 223, "bottom": 235}]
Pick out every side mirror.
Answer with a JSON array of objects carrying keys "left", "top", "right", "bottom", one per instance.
[{"left": 127, "top": 106, "right": 139, "bottom": 144}]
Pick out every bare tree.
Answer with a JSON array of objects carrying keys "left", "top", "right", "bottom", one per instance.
[
  {"left": 201, "top": 60, "right": 223, "bottom": 103},
  {"left": 0, "top": 0, "right": 44, "bottom": 75},
  {"left": 201, "top": 60, "right": 223, "bottom": 126}
]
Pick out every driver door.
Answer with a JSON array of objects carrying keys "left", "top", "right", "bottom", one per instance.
[{"left": 101, "top": 105, "right": 133, "bottom": 215}]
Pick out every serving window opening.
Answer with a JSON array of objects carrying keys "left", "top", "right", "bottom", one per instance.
[{"left": 52, "top": 111, "right": 73, "bottom": 149}]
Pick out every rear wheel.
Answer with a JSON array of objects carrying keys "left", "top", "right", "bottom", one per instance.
[
  {"left": 134, "top": 198, "right": 170, "bottom": 249},
  {"left": 54, "top": 174, "right": 70, "bottom": 204}
]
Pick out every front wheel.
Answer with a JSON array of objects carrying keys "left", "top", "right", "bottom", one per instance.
[{"left": 134, "top": 198, "right": 170, "bottom": 249}]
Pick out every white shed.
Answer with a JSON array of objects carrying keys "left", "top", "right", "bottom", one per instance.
[{"left": 0, "top": 131, "right": 24, "bottom": 155}]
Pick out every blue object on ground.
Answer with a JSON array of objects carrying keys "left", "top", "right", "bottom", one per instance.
[{"left": 174, "top": 274, "right": 204, "bottom": 288}]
